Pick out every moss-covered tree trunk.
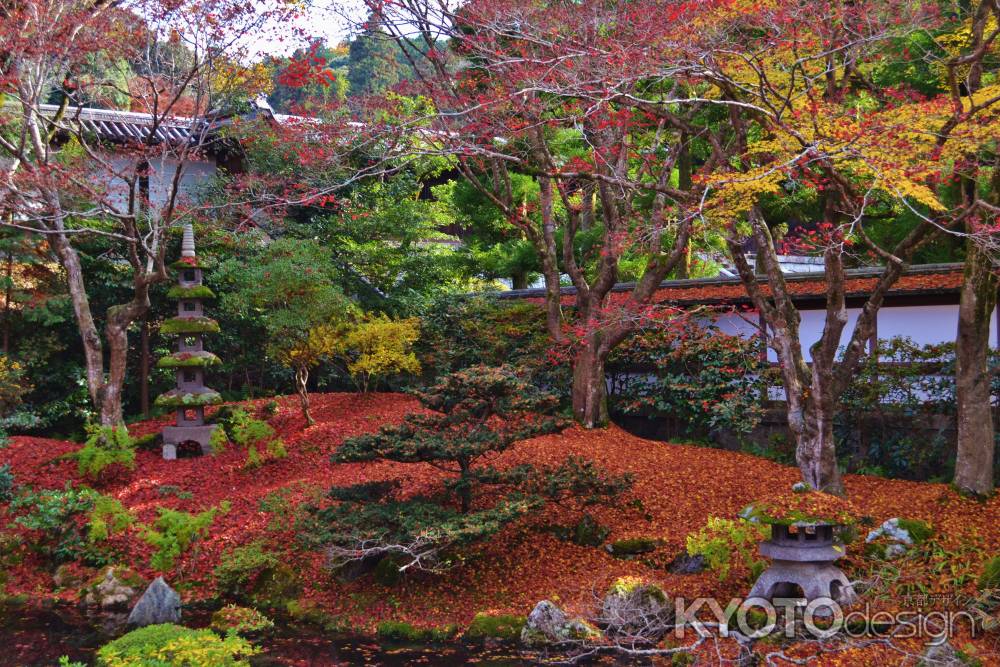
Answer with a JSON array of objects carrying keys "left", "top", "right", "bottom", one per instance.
[{"left": 954, "top": 241, "right": 997, "bottom": 497}]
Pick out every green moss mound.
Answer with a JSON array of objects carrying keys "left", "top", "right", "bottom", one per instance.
[
  {"left": 156, "top": 351, "right": 222, "bottom": 368},
  {"left": 160, "top": 316, "right": 220, "bottom": 335},
  {"left": 166, "top": 285, "right": 216, "bottom": 300},
  {"left": 463, "top": 613, "right": 526, "bottom": 641},
  {"left": 376, "top": 620, "right": 456, "bottom": 642},
  {"left": 609, "top": 537, "right": 658, "bottom": 556},
  {"left": 154, "top": 389, "right": 223, "bottom": 409},
  {"left": 96, "top": 623, "right": 257, "bottom": 666}
]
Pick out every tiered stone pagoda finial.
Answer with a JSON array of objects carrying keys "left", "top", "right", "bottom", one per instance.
[{"left": 155, "top": 224, "right": 222, "bottom": 459}]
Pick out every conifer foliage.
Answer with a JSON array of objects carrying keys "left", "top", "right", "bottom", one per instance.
[{"left": 308, "top": 365, "right": 630, "bottom": 573}]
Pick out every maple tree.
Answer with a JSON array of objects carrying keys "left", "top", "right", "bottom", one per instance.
[
  {"left": 355, "top": 0, "right": 713, "bottom": 428},
  {"left": 677, "top": 0, "right": 1000, "bottom": 494},
  {"left": 0, "top": 0, "right": 299, "bottom": 425}
]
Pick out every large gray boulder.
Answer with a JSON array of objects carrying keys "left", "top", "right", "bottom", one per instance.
[{"left": 127, "top": 577, "right": 181, "bottom": 626}]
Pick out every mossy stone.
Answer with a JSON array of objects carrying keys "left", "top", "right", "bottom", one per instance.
[
  {"left": 608, "top": 537, "right": 658, "bottom": 556},
  {"left": 372, "top": 556, "right": 403, "bottom": 586},
  {"left": 247, "top": 562, "right": 301, "bottom": 610},
  {"left": 464, "top": 613, "right": 527, "bottom": 641}
]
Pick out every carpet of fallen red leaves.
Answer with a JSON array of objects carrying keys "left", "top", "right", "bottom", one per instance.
[{"left": 3, "top": 392, "right": 999, "bottom": 665}]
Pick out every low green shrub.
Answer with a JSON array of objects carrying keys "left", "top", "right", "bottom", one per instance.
[
  {"left": 10, "top": 483, "right": 105, "bottom": 563},
  {"left": 214, "top": 541, "right": 281, "bottom": 596},
  {"left": 142, "top": 502, "right": 229, "bottom": 571},
  {"left": 76, "top": 425, "right": 135, "bottom": 479},
  {"left": 463, "top": 612, "right": 525, "bottom": 641},
  {"left": 210, "top": 604, "right": 274, "bottom": 635},
  {"left": 96, "top": 623, "right": 257, "bottom": 666},
  {"left": 87, "top": 495, "right": 134, "bottom": 542},
  {"left": 979, "top": 556, "right": 1000, "bottom": 590},
  {"left": 545, "top": 514, "right": 609, "bottom": 547},
  {"left": 215, "top": 408, "right": 284, "bottom": 466},
  {"left": 686, "top": 517, "right": 769, "bottom": 582}
]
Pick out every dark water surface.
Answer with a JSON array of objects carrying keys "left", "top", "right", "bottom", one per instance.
[{"left": 0, "top": 604, "right": 564, "bottom": 666}]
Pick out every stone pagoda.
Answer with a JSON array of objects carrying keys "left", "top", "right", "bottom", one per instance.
[{"left": 155, "top": 224, "right": 223, "bottom": 459}]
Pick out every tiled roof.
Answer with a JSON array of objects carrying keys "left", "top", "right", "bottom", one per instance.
[
  {"left": 38, "top": 104, "right": 195, "bottom": 145},
  {"left": 500, "top": 263, "right": 966, "bottom": 307}
]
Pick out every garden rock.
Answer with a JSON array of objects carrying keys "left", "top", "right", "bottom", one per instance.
[
  {"left": 918, "top": 640, "right": 965, "bottom": 666},
  {"left": 667, "top": 552, "right": 706, "bottom": 575},
  {"left": 82, "top": 567, "right": 141, "bottom": 610},
  {"left": 127, "top": 577, "right": 181, "bottom": 626},
  {"left": 866, "top": 518, "right": 919, "bottom": 560},
  {"left": 520, "top": 600, "right": 600, "bottom": 646},
  {"left": 866, "top": 518, "right": 914, "bottom": 545}
]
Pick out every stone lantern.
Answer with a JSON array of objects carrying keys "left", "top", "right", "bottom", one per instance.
[
  {"left": 747, "top": 522, "right": 857, "bottom": 606},
  {"left": 155, "top": 225, "right": 222, "bottom": 459},
  {"left": 743, "top": 491, "right": 858, "bottom": 611}
]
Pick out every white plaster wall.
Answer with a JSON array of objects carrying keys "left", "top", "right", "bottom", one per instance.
[
  {"left": 877, "top": 304, "right": 998, "bottom": 348},
  {"left": 100, "top": 153, "right": 216, "bottom": 213}
]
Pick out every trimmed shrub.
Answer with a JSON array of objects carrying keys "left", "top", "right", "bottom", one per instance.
[{"left": 96, "top": 623, "right": 257, "bottom": 666}]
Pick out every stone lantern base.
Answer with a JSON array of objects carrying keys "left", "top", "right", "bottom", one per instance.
[
  {"left": 162, "top": 424, "right": 217, "bottom": 460},
  {"left": 748, "top": 560, "right": 857, "bottom": 610}
]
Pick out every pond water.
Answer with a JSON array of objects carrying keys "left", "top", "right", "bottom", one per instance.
[{"left": 0, "top": 604, "right": 582, "bottom": 666}]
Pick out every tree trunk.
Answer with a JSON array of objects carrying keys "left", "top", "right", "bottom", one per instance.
[
  {"left": 100, "top": 313, "right": 132, "bottom": 426},
  {"left": 295, "top": 365, "right": 314, "bottom": 426},
  {"left": 795, "top": 396, "right": 845, "bottom": 495},
  {"left": 49, "top": 230, "right": 106, "bottom": 411},
  {"left": 2, "top": 250, "right": 11, "bottom": 355},
  {"left": 954, "top": 241, "right": 997, "bottom": 497},
  {"left": 511, "top": 271, "right": 528, "bottom": 291},
  {"left": 139, "top": 317, "right": 151, "bottom": 417},
  {"left": 571, "top": 335, "right": 609, "bottom": 428}
]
